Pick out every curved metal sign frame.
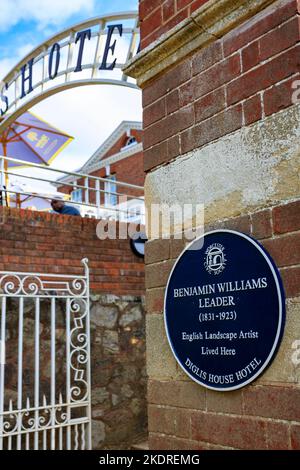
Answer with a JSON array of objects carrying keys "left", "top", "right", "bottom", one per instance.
[{"left": 0, "top": 12, "right": 139, "bottom": 133}]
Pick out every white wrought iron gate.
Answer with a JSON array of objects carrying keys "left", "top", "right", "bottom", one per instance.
[{"left": 0, "top": 259, "right": 91, "bottom": 450}]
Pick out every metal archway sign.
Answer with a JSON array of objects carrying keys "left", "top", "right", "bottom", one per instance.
[{"left": 0, "top": 12, "right": 139, "bottom": 133}]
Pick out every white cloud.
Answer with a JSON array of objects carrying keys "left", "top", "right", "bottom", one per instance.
[
  {"left": 17, "top": 43, "right": 37, "bottom": 58},
  {"left": 0, "top": 47, "right": 35, "bottom": 86},
  {"left": 0, "top": 58, "right": 16, "bottom": 81},
  {"left": 0, "top": 0, "right": 95, "bottom": 32},
  {"left": 0, "top": 43, "right": 37, "bottom": 79}
]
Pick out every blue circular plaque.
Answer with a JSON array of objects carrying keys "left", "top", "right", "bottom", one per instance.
[{"left": 164, "top": 230, "right": 286, "bottom": 391}]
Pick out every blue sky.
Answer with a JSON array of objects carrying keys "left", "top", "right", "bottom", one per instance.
[{"left": 0, "top": 0, "right": 142, "bottom": 195}]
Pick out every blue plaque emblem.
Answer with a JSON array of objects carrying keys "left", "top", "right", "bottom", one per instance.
[
  {"left": 204, "top": 243, "right": 227, "bottom": 275},
  {"left": 164, "top": 230, "right": 286, "bottom": 391}
]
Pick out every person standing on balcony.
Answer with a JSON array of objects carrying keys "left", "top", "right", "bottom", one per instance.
[{"left": 51, "top": 198, "right": 81, "bottom": 216}]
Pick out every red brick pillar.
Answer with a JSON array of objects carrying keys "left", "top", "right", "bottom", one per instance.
[{"left": 125, "top": 0, "right": 300, "bottom": 450}]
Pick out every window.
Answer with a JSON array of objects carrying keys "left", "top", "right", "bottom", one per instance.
[
  {"left": 126, "top": 136, "right": 137, "bottom": 146},
  {"left": 71, "top": 188, "right": 82, "bottom": 203},
  {"left": 121, "top": 136, "right": 138, "bottom": 152},
  {"left": 104, "top": 174, "right": 117, "bottom": 206}
]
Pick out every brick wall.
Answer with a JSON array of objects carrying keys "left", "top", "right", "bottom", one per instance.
[
  {"left": 140, "top": 0, "right": 210, "bottom": 49},
  {"left": 0, "top": 206, "right": 146, "bottom": 449},
  {"left": 146, "top": 202, "right": 300, "bottom": 449},
  {"left": 136, "top": 0, "right": 300, "bottom": 451},
  {"left": 0, "top": 207, "right": 144, "bottom": 295},
  {"left": 0, "top": 208, "right": 147, "bottom": 449},
  {"left": 143, "top": 0, "right": 300, "bottom": 171}
]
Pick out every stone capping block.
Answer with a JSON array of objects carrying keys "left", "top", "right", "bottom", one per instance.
[{"left": 124, "top": 0, "right": 276, "bottom": 86}]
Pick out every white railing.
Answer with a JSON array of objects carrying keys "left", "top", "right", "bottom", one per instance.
[
  {"left": 0, "top": 155, "right": 145, "bottom": 223},
  {"left": 0, "top": 259, "right": 92, "bottom": 450}
]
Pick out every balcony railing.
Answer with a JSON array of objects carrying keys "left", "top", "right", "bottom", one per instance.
[{"left": 0, "top": 155, "right": 145, "bottom": 223}]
